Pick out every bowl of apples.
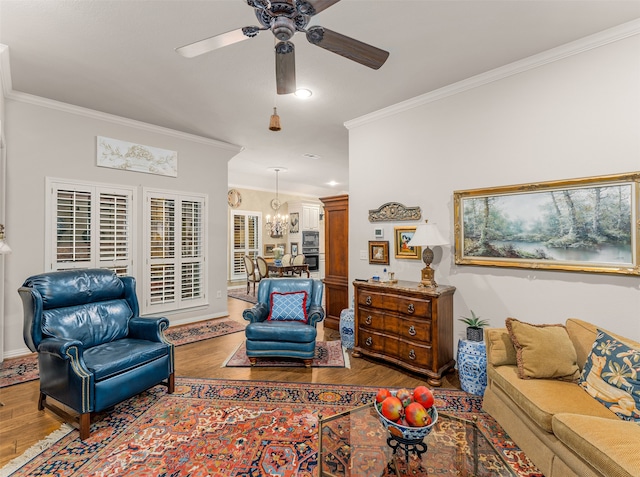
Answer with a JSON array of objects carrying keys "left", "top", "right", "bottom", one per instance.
[{"left": 374, "top": 385, "right": 438, "bottom": 442}]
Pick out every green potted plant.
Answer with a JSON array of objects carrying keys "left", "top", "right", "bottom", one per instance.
[{"left": 459, "top": 310, "right": 490, "bottom": 342}]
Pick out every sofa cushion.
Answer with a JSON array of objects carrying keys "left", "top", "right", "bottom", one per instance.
[
  {"left": 489, "top": 365, "right": 618, "bottom": 433},
  {"left": 506, "top": 318, "right": 580, "bottom": 381},
  {"left": 579, "top": 330, "right": 640, "bottom": 422},
  {"left": 485, "top": 327, "right": 517, "bottom": 367},
  {"left": 83, "top": 338, "right": 169, "bottom": 381},
  {"left": 246, "top": 320, "right": 317, "bottom": 343},
  {"left": 553, "top": 413, "right": 640, "bottom": 477},
  {"left": 268, "top": 291, "right": 308, "bottom": 322}
]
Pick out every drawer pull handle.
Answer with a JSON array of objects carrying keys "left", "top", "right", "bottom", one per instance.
[
  {"left": 365, "top": 315, "right": 372, "bottom": 325},
  {"left": 366, "top": 337, "right": 373, "bottom": 347},
  {"left": 408, "top": 326, "right": 416, "bottom": 336},
  {"left": 365, "top": 296, "right": 372, "bottom": 306},
  {"left": 409, "top": 349, "right": 416, "bottom": 360},
  {"left": 407, "top": 303, "right": 415, "bottom": 314}
]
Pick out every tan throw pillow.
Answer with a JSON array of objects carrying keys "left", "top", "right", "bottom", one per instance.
[{"left": 505, "top": 318, "right": 580, "bottom": 381}]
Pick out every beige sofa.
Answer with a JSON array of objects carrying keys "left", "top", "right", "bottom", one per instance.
[{"left": 483, "top": 318, "right": 640, "bottom": 477}]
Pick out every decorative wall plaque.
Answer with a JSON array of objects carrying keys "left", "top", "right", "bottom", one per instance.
[{"left": 368, "top": 202, "right": 422, "bottom": 222}]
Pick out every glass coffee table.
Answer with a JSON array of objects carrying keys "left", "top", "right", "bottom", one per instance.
[{"left": 318, "top": 403, "right": 516, "bottom": 477}]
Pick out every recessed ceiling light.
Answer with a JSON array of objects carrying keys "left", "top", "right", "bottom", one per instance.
[
  {"left": 327, "top": 181, "right": 338, "bottom": 187},
  {"left": 295, "top": 88, "right": 312, "bottom": 99},
  {"left": 303, "top": 153, "right": 322, "bottom": 160}
]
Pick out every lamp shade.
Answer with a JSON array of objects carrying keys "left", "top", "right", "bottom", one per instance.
[{"left": 408, "top": 223, "right": 448, "bottom": 247}]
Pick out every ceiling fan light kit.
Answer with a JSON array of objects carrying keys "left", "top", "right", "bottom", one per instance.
[{"left": 175, "top": 0, "right": 389, "bottom": 95}]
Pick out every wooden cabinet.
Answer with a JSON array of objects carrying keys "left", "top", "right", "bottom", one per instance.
[
  {"left": 353, "top": 280, "right": 456, "bottom": 386},
  {"left": 319, "top": 194, "right": 348, "bottom": 330}
]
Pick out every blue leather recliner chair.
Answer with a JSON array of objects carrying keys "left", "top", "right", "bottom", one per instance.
[
  {"left": 242, "top": 278, "right": 325, "bottom": 367},
  {"left": 19, "top": 269, "right": 175, "bottom": 440}
]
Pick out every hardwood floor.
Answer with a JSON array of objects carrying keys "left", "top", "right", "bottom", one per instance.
[{"left": 0, "top": 297, "right": 459, "bottom": 467}]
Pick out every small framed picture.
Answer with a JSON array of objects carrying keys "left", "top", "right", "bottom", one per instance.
[
  {"left": 374, "top": 227, "right": 384, "bottom": 239},
  {"left": 394, "top": 226, "right": 421, "bottom": 259},
  {"left": 264, "top": 244, "right": 276, "bottom": 256},
  {"left": 291, "top": 242, "right": 299, "bottom": 256},
  {"left": 369, "top": 241, "right": 390, "bottom": 265},
  {"left": 290, "top": 212, "right": 300, "bottom": 233}
]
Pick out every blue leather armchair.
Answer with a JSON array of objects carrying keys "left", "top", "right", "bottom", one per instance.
[
  {"left": 242, "top": 278, "right": 324, "bottom": 367},
  {"left": 19, "top": 269, "right": 174, "bottom": 440}
]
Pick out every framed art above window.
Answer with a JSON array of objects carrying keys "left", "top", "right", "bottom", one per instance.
[{"left": 453, "top": 172, "right": 640, "bottom": 275}]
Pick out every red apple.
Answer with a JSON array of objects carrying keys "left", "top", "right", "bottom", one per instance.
[
  {"left": 376, "top": 388, "right": 391, "bottom": 403},
  {"left": 404, "top": 402, "right": 431, "bottom": 427},
  {"left": 413, "top": 385, "right": 434, "bottom": 409},
  {"left": 381, "top": 396, "right": 403, "bottom": 421},
  {"left": 396, "top": 388, "right": 413, "bottom": 407}
]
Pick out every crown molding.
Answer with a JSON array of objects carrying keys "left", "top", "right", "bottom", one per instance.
[
  {"left": 345, "top": 18, "right": 640, "bottom": 130},
  {"left": 0, "top": 43, "right": 242, "bottom": 152}
]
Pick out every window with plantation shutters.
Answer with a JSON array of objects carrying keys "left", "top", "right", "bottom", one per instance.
[
  {"left": 230, "top": 211, "right": 260, "bottom": 281},
  {"left": 143, "top": 189, "right": 207, "bottom": 314},
  {"left": 46, "top": 179, "right": 135, "bottom": 276}
]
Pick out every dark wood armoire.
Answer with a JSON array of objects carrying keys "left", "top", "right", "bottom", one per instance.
[{"left": 319, "top": 194, "right": 349, "bottom": 330}]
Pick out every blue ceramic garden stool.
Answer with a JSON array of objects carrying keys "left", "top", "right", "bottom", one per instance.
[
  {"left": 457, "top": 339, "right": 488, "bottom": 396},
  {"left": 339, "top": 308, "right": 355, "bottom": 349}
]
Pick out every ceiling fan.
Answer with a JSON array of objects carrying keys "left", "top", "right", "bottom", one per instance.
[{"left": 175, "top": 0, "right": 389, "bottom": 95}]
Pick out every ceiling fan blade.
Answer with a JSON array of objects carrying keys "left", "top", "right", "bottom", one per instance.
[
  {"left": 305, "top": 26, "right": 389, "bottom": 70},
  {"left": 275, "top": 41, "right": 296, "bottom": 95},
  {"left": 175, "top": 27, "right": 262, "bottom": 58},
  {"left": 296, "top": 0, "right": 341, "bottom": 16}
]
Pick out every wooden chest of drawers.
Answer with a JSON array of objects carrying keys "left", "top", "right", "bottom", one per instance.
[{"left": 352, "top": 280, "right": 456, "bottom": 386}]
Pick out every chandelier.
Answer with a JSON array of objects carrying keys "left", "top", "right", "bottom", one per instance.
[{"left": 265, "top": 168, "right": 289, "bottom": 238}]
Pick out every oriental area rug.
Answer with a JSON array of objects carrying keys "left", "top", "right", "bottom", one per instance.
[
  {"left": 222, "top": 340, "right": 349, "bottom": 368},
  {"left": 0, "top": 318, "right": 245, "bottom": 388},
  {"left": 227, "top": 287, "right": 259, "bottom": 304},
  {"left": 0, "top": 378, "right": 542, "bottom": 477}
]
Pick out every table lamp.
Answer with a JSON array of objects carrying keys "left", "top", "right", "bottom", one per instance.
[{"left": 407, "top": 220, "right": 448, "bottom": 288}]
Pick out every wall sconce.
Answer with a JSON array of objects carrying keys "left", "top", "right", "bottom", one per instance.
[
  {"left": 407, "top": 220, "right": 447, "bottom": 287},
  {"left": 0, "top": 224, "right": 11, "bottom": 254}
]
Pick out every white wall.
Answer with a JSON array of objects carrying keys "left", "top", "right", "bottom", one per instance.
[
  {"left": 348, "top": 34, "right": 640, "bottom": 343},
  {"left": 2, "top": 96, "right": 241, "bottom": 358}
]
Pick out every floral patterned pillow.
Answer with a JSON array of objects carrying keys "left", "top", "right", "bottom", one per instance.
[
  {"left": 267, "top": 291, "right": 308, "bottom": 323},
  {"left": 579, "top": 330, "right": 640, "bottom": 422}
]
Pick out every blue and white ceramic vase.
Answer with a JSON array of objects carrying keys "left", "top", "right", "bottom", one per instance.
[
  {"left": 457, "top": 339, "right": 488, "bottom": 396},
  {"left": 339, "top": 308, "right": 355, "bottom": 349}
]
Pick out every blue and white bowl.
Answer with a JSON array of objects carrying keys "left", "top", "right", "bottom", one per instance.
[{"left": 375, "top": 392, "right": 438, "bottom": 442}]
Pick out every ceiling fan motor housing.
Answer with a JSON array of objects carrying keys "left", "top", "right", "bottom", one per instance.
[{"left": 271, "top": 16, "right": 296, "bottom": 41}]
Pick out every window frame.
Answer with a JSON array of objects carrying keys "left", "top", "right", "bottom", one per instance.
[
  {"left": 45, "top": 177, "right": 136, "bottom": 276},
  {"left": 230, "top": 210, "right": 261, "bottom": 281},
  {"left": 142, "top": 187, "right": 208, "bottom": 314}
]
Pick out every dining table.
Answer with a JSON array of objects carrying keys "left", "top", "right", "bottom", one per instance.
[{"left": 267, "top": 263, "right": 310, "bottom": 278}]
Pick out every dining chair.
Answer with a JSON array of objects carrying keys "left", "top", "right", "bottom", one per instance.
[
  {"left": 244, "top": 255, "right": 261, "bottom": 295},
  {"left": 255, "top": 256, "right": 270, "bottom": 279},
  {"left": 281, "top": 253, "right": 292, "bottom": 266},
  {"left": 292, "top": 254, "right": 306, "bottom": 276}
]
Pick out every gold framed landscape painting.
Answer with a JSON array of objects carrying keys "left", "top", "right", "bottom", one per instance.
[
  {"left": 394, "top": 226, "right": 421, "bottom": 259},
  {"left": 453, "top": 172, "right": 640, "bottom": 275}
]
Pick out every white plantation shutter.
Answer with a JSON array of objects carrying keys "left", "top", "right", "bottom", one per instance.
[
  {"left": 230, "top": 211, "right": 260, "bottom": 281},
  {"left": 55, "top": 188, "right": 92, "bottom": 267},
  {"left": 99, "top": 192, "right": 131, "bottom": 273},
  {"left": 144, "top": 189, "right": 207, "bottom": 313},
  {"left": 47, "top": 179, "right": 134, "bottom": 275},
  {"left": 181, "top": 200, "right": 203, "bottom": 301}
]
